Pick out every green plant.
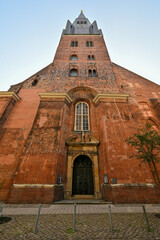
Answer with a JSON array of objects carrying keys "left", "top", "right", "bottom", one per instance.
[
  {"left": 126, "top": 124, "right": 160, "bottom": 184},
  {"left": 65, "top": 227, "right": 74, "bottom": 234},
  {"left": 145, "top": 226, "right": 154, "bottom": 233}
]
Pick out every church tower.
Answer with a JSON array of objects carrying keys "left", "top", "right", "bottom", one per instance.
[{"left": 0, "top": 12, "right": 160, "bottom": 203}]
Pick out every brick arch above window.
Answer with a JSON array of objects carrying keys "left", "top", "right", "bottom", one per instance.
[
  {"left": 147, "top": 117, "right": 159, "bottom": 129},
  {"left": 69, "top": 68, "right": 78, "bottom": 77},
  {"left": 67, "top": 86, "right": 98, "bottom": 100},
  {"left": 70, "top": 54, "right": 78, "bottom": 61}
]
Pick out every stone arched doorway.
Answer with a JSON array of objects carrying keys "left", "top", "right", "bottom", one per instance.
[
  {"left": 65, "top": 135, "right": 102, "bottom": 200},
  {"left": 72, "top": 155, "right": 94, "bottom": 195}
]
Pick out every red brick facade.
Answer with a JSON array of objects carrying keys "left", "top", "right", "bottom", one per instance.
[{"left": 0, "top": 13, "right": 160, "bottom": 203}]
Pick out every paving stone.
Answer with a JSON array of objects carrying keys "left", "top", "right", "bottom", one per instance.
[
  {"left": 1, "top": 204, "right": 160, "bottom": 239},
  {"left": 0, "top": 213, "right": 160, "bottom": 239}
]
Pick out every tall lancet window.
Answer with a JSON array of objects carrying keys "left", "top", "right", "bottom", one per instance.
[{"left": 75, "top": 102, "right": 90, "bottom": 131}]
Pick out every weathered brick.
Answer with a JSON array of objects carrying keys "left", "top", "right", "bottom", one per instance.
[{"left": 0, "top": 13, "right": 160, "bottom": 203}]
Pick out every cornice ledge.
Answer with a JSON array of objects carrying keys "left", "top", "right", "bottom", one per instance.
[
  {"left": 39, "top": 92, "right": 72, "bottom": 104},
  {"left": 67, "top": 142, "right": 99, "bottom": 146},
  {"left": 93, "top": 93, "right": 129, "bottom": 104},
  {"left": 0, "top": 91, "right": 20, "bottom": 101},
  {"left": 13, "top": 184, "right": 62, "bottom": 188},
  {"left": 103, "top": 183, "right": 157, "bottom": 188}
]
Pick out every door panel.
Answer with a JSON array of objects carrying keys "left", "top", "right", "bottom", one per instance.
[{"left": 72, "top": 155, "right": 94, "bottom": 195}]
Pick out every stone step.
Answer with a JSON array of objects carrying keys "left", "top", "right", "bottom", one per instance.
[{"left": 53, "top": 199, "right": 112, "bottom": 204}]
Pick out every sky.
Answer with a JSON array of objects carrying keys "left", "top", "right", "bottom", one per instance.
[{"left": 0, "top": 0, "right": 160, "bottom": 91}]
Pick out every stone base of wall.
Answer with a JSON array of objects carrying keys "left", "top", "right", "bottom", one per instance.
[
  {"left": 101, "top": 183, "right": 160, "bottom": 203},
  {"left": 6, "top": 184, "right": 64, "bottom": 204}
]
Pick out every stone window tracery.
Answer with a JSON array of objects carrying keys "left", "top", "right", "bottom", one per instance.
[{"left": 75, "top": 102, "right": 90, "bottom": 131}]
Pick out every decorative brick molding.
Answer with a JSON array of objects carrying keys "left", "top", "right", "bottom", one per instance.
[{"left": 150, "top": 98, "right": 160, "bottom": 120}]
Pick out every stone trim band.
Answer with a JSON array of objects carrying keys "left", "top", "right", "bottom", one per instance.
[
  {"left": 39, "top": 92, "right": 72, "bottom": 104},
  {"left": 0, "top": 91, "right": 21, "bottom": 101},
  {"left": 93, "top": 93, "right": 129, "bottom": 104},
  {"left": 13, "top": 184, "right": 63, "bottom": 188},
  {"left": 104, "top": 183, "right": 156, "bottom": 188}
]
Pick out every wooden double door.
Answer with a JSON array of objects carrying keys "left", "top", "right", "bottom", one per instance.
[{"left": 72, "top": 155, "right": 94, "bottom": 195}]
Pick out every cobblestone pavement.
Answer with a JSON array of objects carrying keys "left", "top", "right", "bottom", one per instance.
[
  {"left": 2, "top": 204, "right": 160, "bottom": 215},
  {"left": 0, "top": 213, "right": 160, "bottom": 240}
]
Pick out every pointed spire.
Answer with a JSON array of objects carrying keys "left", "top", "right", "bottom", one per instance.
[
  {"left": 78, "top": 10, "right": 86, "bottom": 19},
  {"left": 62, "top": 12, "right": 103, "bottom": 35}
]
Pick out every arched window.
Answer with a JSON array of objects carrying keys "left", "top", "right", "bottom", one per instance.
[
  {"left": 88, "top": 55, "right": 95, "bottom": 61},
  {"left": 86, "top": 41, "right": 93, "bottom": 47},
  {"left": 88, "top": 55, "right": 94, "bottom": 61},
  {"left": 71, "top": 41, "right": 78, "bottom": 47},
  {"left": 93, "top": 69, "right": 96, "bottom": 77},
  {"left": 70, "top": 55, "right": 78, "bottom": 61},
  {"left": 88, "top": 69, "right": 92, "bottom": 77},
  {"left": 69, "top": 68, "right": 78, "bottom": 77},
  {"left": 88, "top": 69, "right": 97, "bottom": 77},
  {"left": 75, "top": 102, "right": 90, "bottom": 131}
]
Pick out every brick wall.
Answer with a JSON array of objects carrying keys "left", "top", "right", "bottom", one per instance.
[
  {"left": 7, "top": 184, "right": 64, "bottom": 204},
  {"left": 0, "top": 32, "right": 160, "bottom": 203},
  {"left": 0, "top": 89, "right": 41, "bottom": 200},
  {"left": 102, "top": 184, "right": 160, "bottom": 203}
]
